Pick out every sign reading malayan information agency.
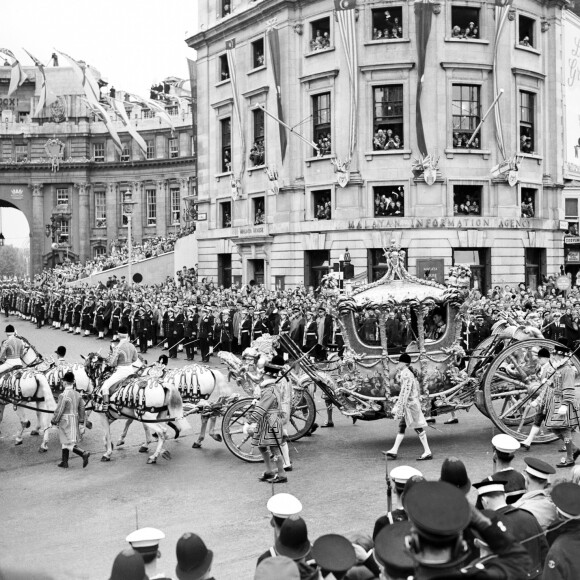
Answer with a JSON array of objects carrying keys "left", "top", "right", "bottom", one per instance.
[{"left": 347, "top": 217, "right": 561, "bottom": 230}]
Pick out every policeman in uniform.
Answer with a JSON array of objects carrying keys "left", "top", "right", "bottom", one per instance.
[
  {"left": 257, "top": 492, "right": 303, "bottom": 565},
  {"left": 126, "top": 527, "right": 170, "bottom": 579},
  {"left": 491, "top": 433, "right": 525, "bottom": 504},
  {"left": 474, "top": 476, "right": 548, "bottom": 579},
  {"left": 100, "top": 325, "right": 142, "bottom": 411},
  {"left": 403, "top": 481, "right": 532, "bottom": 579},
  {"left": 514, "top": 457, "right": 558, "bottom": 530},
  {"left": 543, "top": 482, "right": 580, "bottom": 579},
  {"left": 0, "top": 325, "right": 25, "bottom": 375},
  {"left": 374, "top": 521, "right": 416, "bottom": 580}
]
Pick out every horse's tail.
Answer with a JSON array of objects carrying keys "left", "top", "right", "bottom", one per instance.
[
  {"left": 166, "top": 382, "right": 191, "bottom": 438},
  {"left": 211, "top": 369, "right": 233, "bottom": 401},
  {"left": 36, "top": 373, "right": 56, "bottom": 410}
]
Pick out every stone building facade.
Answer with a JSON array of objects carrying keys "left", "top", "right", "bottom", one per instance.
[
  {"left": 0, "top": 65, "right": 194, "bottom": 276},
  {"left": 189, "top": 0, "right": 571, "bottom": 292}
]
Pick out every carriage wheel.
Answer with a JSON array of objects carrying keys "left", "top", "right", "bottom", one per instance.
[
  {"left": 221, "top": 398, "right": 264, "bottom": 463},
  {"left": 482, "top": 339, "right": 580, "bottom": 443},
  {"left": 287, "top": 389, "right": 316, "bottom": 442}
]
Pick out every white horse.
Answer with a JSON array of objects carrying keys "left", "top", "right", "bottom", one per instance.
[
  {"left": 84, "top": 353, "right": 191, "bottom": 464},
  {"left": 116, "top": 363, "right": 232, "bottom": 452}
]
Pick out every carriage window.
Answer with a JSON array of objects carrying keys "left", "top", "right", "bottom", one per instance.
[
  {"left": 454, "top": 185, "right": 482, "bottom": 215},
  {"left": 371, "top": 7, "right": 403, "bottom": 40},
  {"left": 373, "top": 185, "right": 405, "bottom": 217},
  {"left": 355, "top": 306, "right": 416, "bottom": 353},
  {"left": 424, "top": 307, "right": 447, "bottom": 343}
]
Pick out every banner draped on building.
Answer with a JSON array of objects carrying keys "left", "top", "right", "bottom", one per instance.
[
  {"left": 0, "top": 49, "right": 28, "bottom": 97},
  {"left": 267, "top": 28, "right": 287, "bottom": 163},
  {"left": 23, "top": 49, "right": 56, "bottom": 118},
  {"left": 335, "top": 0, "right": 358, "bottom": 163},
  {"left": 108, "top": 97, "right": 148, "bottom": 156},
  {"left": 58, "top": 50, "right": 123, "bottom": 154},
  {"left": 414, "top": 1, "right": 434, "bottom": 158},
  {"left": 226, "top": 39, "right": 247, "bottom": 183}
]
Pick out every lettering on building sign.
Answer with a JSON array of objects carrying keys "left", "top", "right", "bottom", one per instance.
[
  {"left": 0, "top": 98, "right": 17, "bottom": 109},
  {"left": 347, "top": 218, "right": 540, "bottom": 230},
  {"left": 239, "top": 225, "right": 266, "bottom": 236}
]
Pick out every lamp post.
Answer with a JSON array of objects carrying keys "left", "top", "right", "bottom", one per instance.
[
  {"left": 122, "top": 190, "right": 137, "bottom": 286},
  {"left": 45, "top": 216, "right": 61, "bottom": 268}
]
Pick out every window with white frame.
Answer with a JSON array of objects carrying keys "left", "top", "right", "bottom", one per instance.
[
  {"left": 14, "top": 144, "right": 27, "bottom": 162},
  {"left": 313, "top": 93, "right": 331, "bottom": 157},
  {"left": 166, "top": 105, "right": 178, "bottom": 116},
  {"left": 310, "top": 17, "right": 331, "bottom": 51},
  {"left": 519, "top": 15, "right": 535, "bottom": 48},
  {"left": 219, "top": 54, "right": 230, "bottom": 82},
  {"left": 170, "top": 187, "right": 181, "bottom": 224},
  {"left": 519, "top": 91, "right": 535, "bottom": 154},
  {"left": 253, "top": 197, "right": 265, "bottom": 225},
  {"left": 146, "top": 188, "right": 157, "bottom": 225},
  {"left": 221, "top": 201, "right": 232, "bottom": 228},
  {"left": 452, "top": 85, "right": 481, "bottom": 149},
  {"left": 95, "top": 190, "right": 107, "bottom": 228},
  {"left": 121, "top": 143, "right": 130, "bottom": 162},
  {"left": 521, "top": 187, "right": 537, "bottom": 218},
  {"left": 454, "top": 185, "right": 482, "bottom": 216},
  {"left": 374, "top": 185, "right": 405, "bottom": 217},
  {"left": 250, "top": 109, "right": 265, "bottom": 166},
  {"left": 251, "top": 38, "right": 265, "bottom": 68},
  {"left": 143, "top": 109, "right": 155, "bottom": 119},
  {"left": 93, "top": 142, "right": 105, "bottom": 162},
  {"left": 146, "top": 139, "right": 155, "bottom": 159},
  {"left": 169, "top": 138, "right": 179, "bottom": 158},
  {"left": 451, "top": 6, "right": 480, "bottom": 39},
  {"left": 56, "top": 188, "right": 69, "bottom": 206},
  {"left": 221, "top": 0, "right": 231, "bottom": 17},
  {"left": 313, "top": 190, "right": 332, "bottom": 220},
  {"left": 373, "top": 85, "right": 404, "bottom": 150},
  {"left": 565, "top": 199, "right": 579, "bottom": 236},
  {"left": 93, "top": 246, "right": 107, "bottom": 258},
  {"left": 57, "top": 219, "right": 70, "bottom": 243},
  {"left": 372, "top": 7, "right": 403, "bottom": 40},
  {"left": 221, "top": 117, "right": 232, "bottom": 172}
]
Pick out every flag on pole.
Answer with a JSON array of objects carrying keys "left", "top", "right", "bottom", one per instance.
[
  {"left": 23, "top": 49, "right": 56, "bottom": 117},
  {"left": 108, "top": 97, "right": 148, "bottom": 156},
  {"left": 226, "top": 38, "right": 247, "bottom": 176},
  {"left": 334, "top": 0, "right": 355, "bottom": 9},
  {"left": 267, "top": 28, "right": 287, "bottom": 162},
  {"left": 0, "top": 49, "right": 28, "bottom": 97}
]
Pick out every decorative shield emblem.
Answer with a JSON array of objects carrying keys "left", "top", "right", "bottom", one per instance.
[
  {"left": 336, "top": 170, "right": 349, "bottom": 188},
  {"left": 424, "top": 167, "right": 437, "bottom": 186},
  {"left": 508, "top": 170, "right": 519, "bottom": 187},
  {"left": 50, "top": 97, "right": 66, "bottom": 123},
  {"left": 44, "top": 138, "right": 66, "bottom": 173}
]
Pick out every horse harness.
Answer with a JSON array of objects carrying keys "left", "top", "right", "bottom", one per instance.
[
  {"left": 176, "top": 367, "right": 214, "bottom": 403},
  {"left": 0, "top": 368, "right": 44, "bottom": 406}
]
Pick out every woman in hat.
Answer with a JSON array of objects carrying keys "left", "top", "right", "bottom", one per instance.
[{"left": 383, "top": 353, "right": 432, "bottom": 460}]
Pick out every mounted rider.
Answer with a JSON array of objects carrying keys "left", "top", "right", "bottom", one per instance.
[
  {"left": 100, "top": 325, "right": 143, "bottom": 411},
  {"left": 0, "top": 325, "right": 25, "bottom": 375}
]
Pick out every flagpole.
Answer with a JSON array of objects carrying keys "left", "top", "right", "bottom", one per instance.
[
  {"left": 466, "top": 89, "right": 504, "bottom": 147},
  {"left": 256, "top": 104, "right": 319, "bottom": 151}
]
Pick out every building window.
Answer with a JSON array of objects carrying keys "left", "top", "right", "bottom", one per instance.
[
  {"left": 310, "top": 17, "right": 331, "bottom": 51},
  {"left": 454, "top": 185, "right": 482, "bottom": 216},
  {"left": 166, "top": 105, "right": 178, "bottom": 116},
  {"left": 565, "top": 199, "right": 579, "bottom": 235},
  {"left": 373, "top": 85, "right": 404, "bottom": 150},
  {"left": 452, "top": 248, "right": 490, "bottom": 293},
  {"left": 250, "top": 109, "right": 265, "bottom": 167},
  {"left": 313, "top": 93, "right": 331, "bottom": 157},
  {"left": 372, "top": 7, "right": 403, "bottom": 40},
  {"left": 313, "top": 190, "right": 332, "bottom": 220},
  {"left": 169, "top": 137, "right": 179, "bottom": 158},
  {"left": 170, "top": 187, "right": 181, "bottom": 225},
  {"left": 95, "top": 190, "right": 107, "bottom": 228},
  {"left": 121, "top": 143, "right": 130, "bottom": 162},
  {"left": 519, "top": 15, "right": 535, "bottom": 48},
  {"left": 57, "top": 220, "right": 70, "bottom": 244},
  {"left": 221, "top": 117, "right": 232, "bottom": 172},
  {"left": 251, "top": 38, "right": 265, "bottom": 68},
  {"left": 374, "top": 186, "right": 405, "bottom": 217},
  {"left": 253, "top": 197, "right": 265, "bottom": 225},
  {"left": 93, "top": 142, "right": 105, "bottom": 162},
  {"left": 219, "top": 54, "right": 230, "bottom": 81},
  {"left": 143, "top": 109, "right": 155, "bottom": 119},
  {"left": 14, "top": 144, "right": 28, "bottom": 162},
  {"left": 452, "top": 85, "right": 481, "bottom": 149},
  {"left": 146, "top": 188, "right": 157, "bottom": 226},
  {"left": 93, "top": 245, "right": 107, "bottom": 258},
  {"left": 218, "top": 254, "right": 232, "bottom": 288},
  {"left": 451, "top": 6, "right": 480, "bottom": 39},
  {"left": 146, "top": 139, "right": 155, "bottom": 159},
  {"left": 525, "top": 248, "right": 545, "bottom": 291},
  {"left": 221, "top": 201, "right": 232, "bottom": 228},
  {"left": 521, "top": 188, "right": 536, "bottom": 218},
  {"left": 221, "top": 0, "right": 231, "bottom": 17},
  {"left": 519, "top": 91, "right": 535, "bottom": 154},
  {"left": 56, "top": 188, "right": 69, "bottom": 206}
]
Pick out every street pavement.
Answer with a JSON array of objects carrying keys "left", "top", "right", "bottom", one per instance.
[{"left": 0, "top": 316, "right": 577, "bottom": 579}]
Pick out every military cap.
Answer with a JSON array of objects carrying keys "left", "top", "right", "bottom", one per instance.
[
  {"left": 405, "top": 481, "right": 471, "bottom": 542},
  {"left": 118, "top": 325, "right": 129, "bottom": 336},
  {"left": 55, "top": 346, "right": 66, "bottom": 357},
  {"left": 254, "top": 556, "right": 299, "bottom": 580},
  {"left": 126, "top": 527, "right": 165, "bottom": 557},
  {"left": 311, "top": 534, "right": 356, "bottom": 574},
  {"left": 551, "top": 482, "right": 580, "bottom": 518},
  {"left": 491, "top": 434, "right": 520, "bottom": 454},
  {"left": 554, "top": 342, "right": 570, "bottom": 356},
  {"left": 523, "top": 457, "right": 555, "bottom": 480},
  {"left": 5, "top": 325, "right": 14, "bottom": 333},
  {"left": 266, "top": 493, "right": 302, "bottom": 519},
  {"left": 62, "top": 371, "right": 75, "bottom": 384},
  {"left": 537, "top": 347, "right": 551, "bottom": 359},
  {"left": 374, "top": 521, "right": 415, "bottom": 578},
  {"left": 390, "top": 465, "right": 423, "bottom": 493},
  {"left": 473, "top": 476, "right": 508, "bottom": 496}
]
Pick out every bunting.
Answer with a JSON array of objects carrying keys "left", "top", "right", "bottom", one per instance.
[
  {"left": 267, "top": 28, "right": 287, "bottom": 162},
  {"left": 226, "top": 38, "right": 247, "bottom": 180},
  {"left": 23, "top": 49, "right": 56, "bottom": 117},
  {"left": 0, "top": 49, "right": 28, "bottom": 97},
  {"left": 108, "top": 97, "right": 148, "bottom": 156},
  {"left": 144, "top": 98, "right": 176, "bottom": 132},
  {"left": 414, "top": 1, "right": 434, "bottom": 157}
]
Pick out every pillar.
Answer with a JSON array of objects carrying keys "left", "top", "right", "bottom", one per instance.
[
  {"left": 31, "top": 182, "right": 44, "bottom": 276},
  {"left": 75, "top": 182, "right": 90, "bottom": 263},
  {"left": 106, "top": 182, "right": 118, "bottom": 247},
  {"left": 131, "top": 181, "right": 143, "bottom": 243},
  {"left": 156, "top": 179, "right": 167, "bottom": 236}
]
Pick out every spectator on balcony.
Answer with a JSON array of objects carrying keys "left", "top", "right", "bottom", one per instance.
[
  {"left": 520, "top": 36, "right": 531, "bottom": 47},
  {"left": 373, "top": 129, "right": 387, "bottom": 150},
  {"left": 521, "top": 197, "right": 534, "bottom": 218},
  {"left": 249, "top": 141, "right": 265, "bottom": 166},
  {"left": 465, "top": 22, "right": 478, "bottom": 39},
  {"left": 452, "top": 25, "right": 463, "bottom": 38}
]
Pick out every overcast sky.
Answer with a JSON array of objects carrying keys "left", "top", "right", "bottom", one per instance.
[{"left": 2, "top": 0, "right": 199, "bottom": 247}]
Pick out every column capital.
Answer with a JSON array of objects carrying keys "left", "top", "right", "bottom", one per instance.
[
  {"left": 30, "top": 182, "right": 44, "bottom": 196},
  {"left": 74, "top": 182, "right": 91, "bottom": 195},
  {"left": 108, "top": 182, "right": 117, "bottom": 193},
  {"left": 131, "top": 181, "right": 142, "bottom": 192}
]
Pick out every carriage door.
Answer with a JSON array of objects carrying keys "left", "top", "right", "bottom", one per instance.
[{"left": 452, "top": 248, "right": 490, "bottom": 294}]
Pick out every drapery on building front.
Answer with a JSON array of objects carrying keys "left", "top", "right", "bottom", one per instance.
[
  {"left": 0, "top": 64, "right": 195, "bottom": 276},
  {"left": 188, "top": 0, "right": 575, "bottom": 292}
]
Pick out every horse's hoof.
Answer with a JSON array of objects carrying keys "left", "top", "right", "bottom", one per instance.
[
  {"left": 192, "top": 441, "right": 202, "bottom": 449},
  {"left": 14, "top": 439, "right": 23, "bottom": 446},
  {"left": 38, "top": 447, "right": 47, "bottom": 453},
  {"left": 100, "top": 456, "right": 111, "bottom": 462},
  {"left": 147, "top": 457, "right": 157, "bottom": 464},
  {"left": 138, "top": 446, "right": 149, "bottom": 453},
  {"left": 211, "top": 434, "right": 223, "bottom": 443},
  {"left": 161, "top": 450, "right": 172, "bottom": 461},
  {"left": 30, "top": 430, "right": 39, "bottom": 436},
  {"left": 116, "top": 440, "right": 125, "bottom": 447}
]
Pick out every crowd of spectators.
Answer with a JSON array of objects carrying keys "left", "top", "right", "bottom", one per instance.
[
  {"left": 453, "top": 131, "right": 479, "bottom": 149},
  {"left": 373, "top": 129, "right": 403, "bottom": 151},
  {"left": 374, "top": 187, "right": 405, "bottom": 217},
  {"left": 310, "top": 30, "right": 331, "bottom": 51},
  {"left": 451, "top": 21, "right": 479, "bottom": 39}
]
